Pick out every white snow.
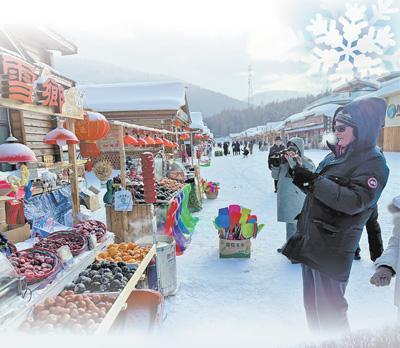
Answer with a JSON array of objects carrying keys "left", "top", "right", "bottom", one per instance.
[
  {"left": 78, "top": 82, "right": 188, "bottom": 113},
  {"left": 159, "top": 148, "right": 399, "bottom": 345},
  {"left": 190, "top": 112, "right": 205, "bottom": 129},
  {"left": 82, "top": 150, "right": 400, "bottom": 345}
]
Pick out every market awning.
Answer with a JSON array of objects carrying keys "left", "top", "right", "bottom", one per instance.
[{"left": 285, "top": 124, "right": 325, "bottom": 133}]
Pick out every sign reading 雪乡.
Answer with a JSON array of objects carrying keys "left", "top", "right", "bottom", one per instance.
[{"left": 114, "top": 189, "right": 133, "bottom": 212}]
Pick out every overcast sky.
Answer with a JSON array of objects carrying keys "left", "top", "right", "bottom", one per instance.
[{"left": 2, "top": 0, "right": 400, "bottom": 99}]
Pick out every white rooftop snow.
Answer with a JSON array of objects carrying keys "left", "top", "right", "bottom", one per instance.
[
  {"left": 190, "top": 112, "right": 205, "bottom": 129},
  {"left": 359, "top": 76, "right": 400, "bottom": 99},
  {"left": 78, "top": 82, "right": 188, "bottom": 112}
]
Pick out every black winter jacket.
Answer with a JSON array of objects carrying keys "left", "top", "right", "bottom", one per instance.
[{"left": 282, "top": 97, "right": 389, "bottom": 281}]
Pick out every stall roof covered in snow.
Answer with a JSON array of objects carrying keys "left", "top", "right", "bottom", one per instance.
[
  {"left": 190, "top": 112, "right": 204, "bottom": 129},
  {"left": 359, "top": 76, "right": 400, "bottom": 99},
  {"left": 78, "top": 82, "right": 189, "bottom": 114},
  {"left": 266, "top": 121, "right": 284, "bottom": 131},
  {"left": 285, "top": 103, "right": 341, "bottom": 124}
]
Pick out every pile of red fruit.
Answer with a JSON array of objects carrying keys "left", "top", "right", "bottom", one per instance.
[
  {"left": 74, "top": 220, "right": 107, "bottom": 242},
  {"left": 8, "top": 249, "right": 61, "bottom": 284},
  {"left": 34, "top": 231, "right": 88, "bottom": 256},
  {"left": 141, "top": 152, "right": 157, "bottom": 203},
  {"left": 19, "top": 290, "right": 115, "bottom": 333}
]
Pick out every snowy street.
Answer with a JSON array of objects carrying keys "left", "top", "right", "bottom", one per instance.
[{"left": 162, "top": 148, "right": 399, "bottom": 345}]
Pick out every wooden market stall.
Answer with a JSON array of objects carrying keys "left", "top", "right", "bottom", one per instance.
[{"left": 0, "top": 26, "right": 160, "bottom": 335}]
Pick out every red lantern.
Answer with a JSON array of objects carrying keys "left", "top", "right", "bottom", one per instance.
[
  {"left": 172, "top": 142, "right": 179, "bottom": 148},
  {"left": 153, "top": 136, "right": 164, "bottom": 145},
  {"left": 124, "top": 134, "right": 139, "bottom": 146},
  {"left": 144, "top": 135, "right": 156, "bottom": 146},
  {"left": 162, "top": 138, "right": 173, "bottom": 147},
  {"left": 173, "top": 119, "right": 182, "bottom": 127},
  {"left": 43, "top": 123, "right": 79, "bottom": 146},
  {"left": 0, "top": 139, "right": 37, "bottom": 163},
  {"left": 74, "top": 111, "right": 110, "bottom": 157},
  {"left": 194, "top": 134, "right": 203, "bottom": 140},
  {"left": 179, "top": 133, "right": 189, "bottom": 141},
  {"left": 136, "top": 134, "right": 148, "bottom": 146}
]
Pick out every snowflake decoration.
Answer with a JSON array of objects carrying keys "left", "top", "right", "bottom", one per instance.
[{"left": 306, "top": 0, "right": 399, "bottom": 87}]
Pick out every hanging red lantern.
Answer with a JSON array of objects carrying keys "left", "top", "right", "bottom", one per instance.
[
  {"left": 173, "top": 119, "right": 182, "bottom": 127},
  {"left": 136, "top": 134, "right": 148, "bottom": 146},
  {"left": 153, "top": 136, "right": 164, "bottom": 145},
  {"left": 162, "top": 138, "right": 173, "bottom": 147},
  {"left": 194, "top": 134, "right": 203, "bottom": 140},
  {"left": 0, "top": 138, "right": 37, "bottom": 163},
  {"left": 124, "top": 134, "right": 139, "bottom": 146},
  {"left": 144, "top": 135, "right": 156, "bottom": 146},
  {"left": 74, "top": 111, "right": 110, "bottom": 157},
  {"left": 179, "top": 133, "right": 189, "bottom": 141},
  {"left": 172, "top": 142, "right": 179, "bottom": 148},
  {"left": 43, "top": 121, "right": 79, "bottom": 146}
]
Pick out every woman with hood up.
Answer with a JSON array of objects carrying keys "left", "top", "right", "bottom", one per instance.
[
  {"left": 276, "top": 137, "right": 315, "bottom": 253},
  {"left": 282, "top": 97, "right": 389, "bottom": 333}
]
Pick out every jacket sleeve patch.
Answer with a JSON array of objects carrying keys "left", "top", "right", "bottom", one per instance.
[{"left": 367, "top": 177, "right": 378, "bottom": 189}]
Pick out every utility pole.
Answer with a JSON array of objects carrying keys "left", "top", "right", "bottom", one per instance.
[{"left": 248, "top": 64, "right": 253, "bottom": 108}]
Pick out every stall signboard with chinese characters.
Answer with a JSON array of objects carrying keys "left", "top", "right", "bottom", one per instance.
[
  {"left": 37, "top": 78, "right": 65, "bottom": 113},
  {"left": 0, "top": 53, "right": 83, "bottom": 119},
  {"left": 114, "top": 189, "right": 133, "bottom": 211},
  {"left": 0, "top": 54, "right": 37, "bottom": 103},
  {"left": 98, "top": 127, "right": 120, "bottom": 152}
]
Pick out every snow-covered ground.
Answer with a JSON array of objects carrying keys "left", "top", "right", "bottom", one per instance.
[{"left": 159, "top": 148, "right": 399, "bottom": 346}]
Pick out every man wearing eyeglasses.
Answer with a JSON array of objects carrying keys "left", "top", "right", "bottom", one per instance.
[{"left": 282, "top": 97, "right": 389, "bottom": 333}]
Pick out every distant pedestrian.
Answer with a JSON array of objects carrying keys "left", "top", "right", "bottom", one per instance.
[
  {"left": 242, "top": 147, "right": 249, "bottom": 158},
  {"left": 268, "top": 136, "right": 285, "bottom": 193},
  {"left": 223, "top": 142, "right": 229, "bottom": 156},
  {"left": 249, "top": 141, "right": 254, "bottom": 155}
]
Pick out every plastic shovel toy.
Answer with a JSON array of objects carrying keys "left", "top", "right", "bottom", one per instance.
[
  {"left": 247, "top": 214, "right": 257, "bottom": 223},
  {"left": 228, "top": 204, "right": 241, "bottom": 215},
  {"left": 239, "top": 207, "right": 251, "bottom": 225},
  {"left": 254, "top": 223, "right": 265, "bottom": 238},
  {"left": 218, "top": 208, "right": 231, "bottom": 238},
  {"left": 242, "top": 223, "right": 255, "bottom": 239}
]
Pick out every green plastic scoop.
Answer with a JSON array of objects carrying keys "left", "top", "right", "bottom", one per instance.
[
  {"left": 239, "top": 208, "right": 251, "bottom": 225},
  {"left": 242, "top": 223, "right": 255, "bottom": 239}
]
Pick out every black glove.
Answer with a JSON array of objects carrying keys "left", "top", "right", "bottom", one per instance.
[{"left": 292, "top": 166, "right": 319, "bottom": 187}]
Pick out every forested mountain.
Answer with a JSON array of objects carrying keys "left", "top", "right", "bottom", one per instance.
[
  {"left": 54, "top": 56, "right": 247, "bottom": 118},
  {"left": 205, "top": 93, "right": 329, "bottom": 137}
]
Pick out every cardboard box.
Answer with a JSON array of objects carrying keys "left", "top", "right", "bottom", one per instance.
[
  {"left": 219, "top": 238, "right": 251, "bottom": 258},
  {"left": 1, "top": 223, "right": 31, "bottom": 244},
  {"left": 80, "top": 190, "right": 101, "bottom": 211}
]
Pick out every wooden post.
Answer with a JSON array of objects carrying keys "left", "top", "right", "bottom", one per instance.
[
  {"left": 118, "top": 125, "right": 126, "bottom": 189},
  {"left": 118, "top": 125, "right": 127, "bottom": 239},
  {"left": 190, "top": 131, "right": 194, "bottom": 167},
  {"left": 67, "top": 118, "right": 80, "bottom": 222}
]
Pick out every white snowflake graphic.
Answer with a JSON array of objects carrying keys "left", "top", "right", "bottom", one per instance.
[{"left": 306, "top": 0, "right": 400, "bottom": 87}]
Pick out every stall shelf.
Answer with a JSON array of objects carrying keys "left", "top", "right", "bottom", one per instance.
[
  {"left": 0, "top": 232, "right": 114, "bottom": 331},
  {"left": 95, "top": 244, "right": 156, "bottom": 333}
]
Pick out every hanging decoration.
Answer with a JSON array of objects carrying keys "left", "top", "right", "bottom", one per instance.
[
  {"left": 0, "top": 109, "right": 37, "bottom": 163},
  {"left": 136, "top": 134, "right": 148, "bottom": 146},
  {"left": 153, "top": 136, "right": 164, "bottom": 145},
  {"left": 123, "top": 134, "right": 139, "bottom": 146},
  {"left": 43, "top": 120, "right": 79, "bottom": 146},
  {"left": 179, "top": 133, "right": 190, "bottom": 141},
  {"left": 74, "top": 111, "right": 110, "bottom": 157},
  {"left": 144, "top": 135, "right": 156, "bottom": 146},
  {"left": 194, "top": 134, "right": 203, "bottom": 140}
]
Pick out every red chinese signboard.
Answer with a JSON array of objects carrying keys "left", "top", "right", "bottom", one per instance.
[
  {"left": 37, "top": 78, "right": 65, "bottom": 113},
  {"left": 0, "top": 54, "right": 37, "bottom": 103}
]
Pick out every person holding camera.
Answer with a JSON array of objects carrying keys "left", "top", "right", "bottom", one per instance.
[
  {"left": 282, "top": 97, "right": 389, "bottom": 333},
  {"left": 268, "top": 136, "right": 285, "bottom": 193},
  {"left": 276, "top": 137, "right": 315, "bottom": 253}
]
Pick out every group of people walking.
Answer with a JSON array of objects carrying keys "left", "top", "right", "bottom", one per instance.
[{"left": 267, "top": 97, "right": 399, "bottom": 335}]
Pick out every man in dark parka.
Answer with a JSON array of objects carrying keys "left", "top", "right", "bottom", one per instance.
[{"left": 282, "top": 97, "right": 389, "bottom": 333}]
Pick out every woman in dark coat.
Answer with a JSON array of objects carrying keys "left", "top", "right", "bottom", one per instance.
[{"left": 282, "top": 97, "right": 389, "bottom": 333}]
